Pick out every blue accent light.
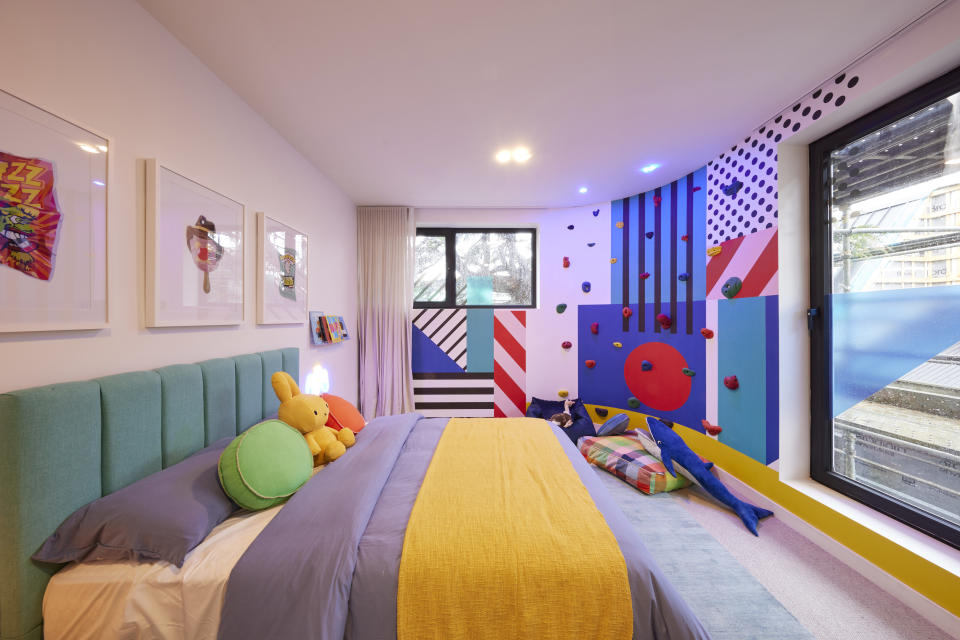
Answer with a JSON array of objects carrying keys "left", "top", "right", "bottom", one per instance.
[{"left": 578, "top": 186, "right": 588, "bottom": 194}]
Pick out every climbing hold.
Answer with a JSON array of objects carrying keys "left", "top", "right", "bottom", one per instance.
[
  {"left": 700, "top": 328, "right": 715, "bottom": 339},
  {"left": 622, "top": 306, "right": 633, "bottom": 318},
  {"left": 556, "top": 303, "right": 567, "bottom": 314},
  {"left": 587, "top": 242, "right": 596, "bottom": 247},
  {"left": 641, "top": 360, "right": 652, "bottom": 371},
  {"left": 595, "top": 408, "right": 609, "bottom": 418},
  {"left": 610, "top": 258, "right": 617, "bottom": 264},
  {"left": 721, "top": 178, "right": 743, "bottom": 197},
  {"left": 615, "top": 221, "right": 624, "bottom": 229},
  {"left": 590, "top": 322, "right": 599, "bottom": 334},
  {"left": 681, "top": 234, "right": 689, "bottom": 242},
  {"left": 612, "top": 342, "right": 622, "bottom": 348},
  {"left": 707, "top": 245, "right": 722, "bottom": 257},
  {"left": 682, "top": 368, "right": 696, "bottom": 377},
  {"left": 567, "top": 224, "right": 575, "bottom": 230},
  {"left": 585, "top": 360, "right": 596, "bottom": 369},
  {"left": 558, "top": 390, "right": 569, "bottom": 398},
  {"left": 562, "top": 256, "right": 570, "bottom": 268},
  {"left": 678, "top": 273, "right": 690, "bottom": 282},
  {"left": 721, "top": 277, "right": 742, "bottom": 299},
  {"left": 639, "top": 272, "right": 650, "bottom": 280},
  {"left": 653, "top": 196, "right": 662, "bottom": 206},
  {"left": 701, "top": 419, "right": 722, "bottom": 436},
  {"left": 724, "top": 375, "right": 740, "bottom": 390},
  {"left": 582, "top": 281, "right": 591, "bottom": 293},
  {"left": 692, "top": 186, "right": 702, "bottom": 192},
  {"left": 627, "top": 397, "right": 641, "bottom": 409},
  {"left": 656, "top": 313, "right": 672, "bottom": 329},
  {"left": 592, "top": 209, "right": 600, "bottom": 217},
  {"left": 561, "top": 340, "right": 572, "bottom": 350},
  {"left": 645, "top": 231, "right": 654, "bottom": 239}
]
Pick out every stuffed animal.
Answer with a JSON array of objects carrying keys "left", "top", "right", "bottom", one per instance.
[{"left": 271, "top": 371, "right": 355, "bottom": 465}]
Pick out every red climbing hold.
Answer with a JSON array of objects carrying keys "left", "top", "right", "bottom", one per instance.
[
  {"left": 700, "top": 328, "right": 714, "bottom": 339},
  {"left": 562, "top": 256, "right": 570, "bottom": 268},
  {"left": 561, "top": 341, "right": 572, "bottom": 350},
  {"left": 723, "top": 375, "right": 739, "bottom": 390},
  {"left": 639, "top": 272, "right": 650, "bottom": 280},
  {"left": 681, "top": 234, "right": 689, "bottom": 242},
  {"left": 692, "top": 186, "right": 701, "bottom": 192},
  {"left": 653, "top": 196, "right": 662, "bottom": 206},
  {"left": 585, "top": 360, "right": 596, "bottom": 369},
  {"left": 656, "top": 313, "right": 672, "bottom": 329},
  {"left": 622, "top": 307, "right": 633, "bottom": 318},
  {"left": 590, "top": 322, "right": 599, "bottom": 335},
  {"left": 701, "top": 419, "right": 722, "bottom": 436}
]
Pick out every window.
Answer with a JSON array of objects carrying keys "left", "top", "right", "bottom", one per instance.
[
  {"left": 413, "top": 228, "right": 536, "bottom": 308},
  {"left": 810, "top": 64, "right": 960, "bottom": 549}
]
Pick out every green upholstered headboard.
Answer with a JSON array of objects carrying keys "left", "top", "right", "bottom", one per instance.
[{"left": 0, "top": 347, "right": 299, "bottom": 640}]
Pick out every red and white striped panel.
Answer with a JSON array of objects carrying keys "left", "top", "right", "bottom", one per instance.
[{"left": 493, "top": 310, "right": 526, "bottom": 417}]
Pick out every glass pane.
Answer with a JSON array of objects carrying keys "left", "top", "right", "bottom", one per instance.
[
  {"left": 828, "top": 90, "right": 960, "bottom": 526},
  {"left": 454, "top": 231, "right": 533, "bottom": 306},
  {"left": 414, "top": 235, "right": 447, "bottom": 303}
]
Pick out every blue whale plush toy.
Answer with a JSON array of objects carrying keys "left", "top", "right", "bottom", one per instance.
[{"left": 645, "top": 416, "right": 774, "bottom": 535}]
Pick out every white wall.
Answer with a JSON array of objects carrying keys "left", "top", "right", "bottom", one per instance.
[
  {"left": 0, "top": 0, "right": 358, "bottom": 401},
  {"left": 415, "top": 204, "right": 610, "bottom": 401}
]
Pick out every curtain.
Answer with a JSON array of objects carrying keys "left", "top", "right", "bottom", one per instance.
[{"left": 357, "top": 206, "right": 415, "bottom": 419}]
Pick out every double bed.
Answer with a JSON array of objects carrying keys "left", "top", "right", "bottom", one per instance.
[{"left": 0, "top": 348, "right": 709, "bottom": 639}]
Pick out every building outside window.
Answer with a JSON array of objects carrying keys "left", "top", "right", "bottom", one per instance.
[{"left": 810, "top": 65, "right": 960, "bottom": 549}]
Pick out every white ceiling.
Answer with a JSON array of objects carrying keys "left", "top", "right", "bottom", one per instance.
[{"left": 138, "top": 0, "right": 943, "bottom": 208}]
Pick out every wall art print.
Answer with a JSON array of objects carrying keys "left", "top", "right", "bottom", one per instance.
[
  {"left": 145, "top": 159, "right": 244, "bottom": 327},
  {"left": 0, "top": 89, "right": 107, "bottom": 332},
  {"left": 257, "top": 212, "right": 307, "bottom": 324}
]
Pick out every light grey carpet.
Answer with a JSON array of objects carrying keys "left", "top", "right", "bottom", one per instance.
[{"left": 597, "top": 468, "right": 813, "bottom": 640}]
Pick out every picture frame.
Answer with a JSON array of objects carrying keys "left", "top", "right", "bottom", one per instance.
[
  {"left": 144, "top": 159, "right": 244, "bottom": 327},
  {"left": 257, "top": 212, "right": 307, "bottom": 324},
  {"left": 309, "top": 310, "right": 327, "bottom": 345},
  {"left": 0, "top": 89, "right": 108, "bottom": 332}
]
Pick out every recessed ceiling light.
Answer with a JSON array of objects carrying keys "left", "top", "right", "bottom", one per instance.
[
  {"left": 579, "top": 186, "right": 588, "bottom": 194},
  {"left": 495, "top": 149, "right": 512, "bottom": 164},
  {"left": 640, "top": 163, "right": 660, "bottom": 173},
  {"left": 512, "top": 147, "right": 532, "bottom": 163}
]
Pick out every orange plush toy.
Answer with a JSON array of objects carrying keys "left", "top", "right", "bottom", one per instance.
[{"left": 271, "top": 371, "right": 355, "bottom": 466}]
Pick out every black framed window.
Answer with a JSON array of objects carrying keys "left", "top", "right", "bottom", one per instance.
[
  {"left": 414, "top": 228, "right": 537, "bottom": 308},
  {"left": 810, "top": 64, "right": 960, "bottom": 549}
]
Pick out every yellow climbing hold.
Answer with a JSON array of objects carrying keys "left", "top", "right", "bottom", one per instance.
[
  {"left": 615, "top": 221, "right": 624, "bottom": 229},
  {"left": 557, "top": 390, "right": 569, "bottom": 398},
  {"left": 610, "top": 258, "right": 617, "bottom": 264},
  {"left": 613, "top": 342, "right": 622, "bottom": 348},
  {"left": 707, "top": 245, "right": 722, "bottom": 257}
]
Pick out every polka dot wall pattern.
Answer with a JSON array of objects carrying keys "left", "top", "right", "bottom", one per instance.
[{"left": 705, "top": 71, "right": 865, "bottom": 244}]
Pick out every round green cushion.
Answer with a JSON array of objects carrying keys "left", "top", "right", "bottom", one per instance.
[{"left": 218, "top": 419, "right": 313, "bottom": 511}]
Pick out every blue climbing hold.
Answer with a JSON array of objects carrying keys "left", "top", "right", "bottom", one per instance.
[
  {"left": 645, "top": 231, "right": 654, "bottom": 239},
  {"left": 587, "top": 242, "right": 596, "bottom": 247},
  {"left": 581, "top": 281, "right": 591, "bottom": 293},
  {"left": 567, "top": 224, "right": 575, "bottom": 230},
  {"left": 592, "top": 209, "right": 600, "bottom": 217},
  {"left": 641, "top": 360, "right": 652, "bottom": 371},
  {"left": 678, "top": 272, "right": 690, "bottom": 281}
]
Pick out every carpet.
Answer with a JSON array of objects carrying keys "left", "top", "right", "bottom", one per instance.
[{"left": 596, "top": 468, "right": 813, "bottom": 640}]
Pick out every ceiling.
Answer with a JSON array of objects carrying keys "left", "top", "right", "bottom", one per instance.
[{"left": 138, "top": 0, "right": 944, "bottom": 208}]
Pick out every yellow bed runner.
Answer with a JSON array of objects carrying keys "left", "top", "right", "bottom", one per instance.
[{"left": 397, "top": 418, "right": 632, "bottom": 640}]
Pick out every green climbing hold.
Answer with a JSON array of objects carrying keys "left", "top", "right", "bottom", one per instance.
[
  {"left": 627, "top": 397, "right": 641, "bottom": 409},
  {"left": 682, "top": 368, "right": 696, "bottom": 377},
  {"left": 556, "top": 303, "right": 567, "bottom": 314}
]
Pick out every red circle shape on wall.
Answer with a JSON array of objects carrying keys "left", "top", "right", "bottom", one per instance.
[{"left": 623, "top": 342, "right": 692, "bottom": 411}]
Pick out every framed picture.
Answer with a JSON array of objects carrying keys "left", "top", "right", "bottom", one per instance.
[
  {"left": 309, "top": 310, "right": 327, "bottom": 345},
  {"left": 145, "top": 159, "right": 244, "bottom": 327},
  {"left": 257, "top": 212, "right": 307, "bottom": 324},
  {"left": 0, "top": 89, "right": 108, "bottom": 332}
]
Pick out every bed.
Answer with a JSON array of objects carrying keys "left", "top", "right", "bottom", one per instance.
[{"left": 0, "top": 348, "right": 709, "bottom": 640}]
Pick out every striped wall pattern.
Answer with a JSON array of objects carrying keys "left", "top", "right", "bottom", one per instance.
[
  {"left": 706, "top": 226, "right": 778, "bottom": 300},
  {"left": 610, "top": 168, "right": 707, "bottom": 335},
  {"left": 493, "top": 310, "right": 526, "bottom": 417},
  {"left": 412, "top": 308, "right": 468, "bottom": 369},
  {"left": 413, "top": 372, "right": 495, "bottom": 417}
]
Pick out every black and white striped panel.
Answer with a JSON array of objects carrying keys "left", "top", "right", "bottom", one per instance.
[
  {"left": 413, "top": 372, "right": 494, "bottom": 418},
  {"left": 412, "top": 308, "right": 468, "bottom": 369}
]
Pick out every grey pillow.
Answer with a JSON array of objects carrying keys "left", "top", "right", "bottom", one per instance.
[{"left": 33, "top": 437, "right": 236, "bottom": 568}]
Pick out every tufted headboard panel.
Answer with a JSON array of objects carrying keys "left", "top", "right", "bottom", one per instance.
[{"left": 0, "top": 348, "right": 298, "bottom": 640}]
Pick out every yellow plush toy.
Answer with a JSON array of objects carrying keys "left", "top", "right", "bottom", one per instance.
[{"left": 271, "top": 371, "right": 355, "bottom": 465}]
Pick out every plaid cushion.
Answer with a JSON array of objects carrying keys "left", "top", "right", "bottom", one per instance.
[{"left": 579, "top": 431, "right": 690, "bottom": 495}]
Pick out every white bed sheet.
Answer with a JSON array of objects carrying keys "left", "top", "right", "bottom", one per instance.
[{"left": 42, "top": 506, "right": 279, "bottom": 640}]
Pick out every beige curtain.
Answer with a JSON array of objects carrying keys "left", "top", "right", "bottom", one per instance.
[{"left": 357, "top": 206, "right": 416, "bottom": 418}]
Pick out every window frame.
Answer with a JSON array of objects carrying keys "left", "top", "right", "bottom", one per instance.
[
  {"left": 413, "top": 227, "right": 538, "bottom": 309},
  {"left": 809, "top": 63, "right": 960, "bottom": 550}
]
